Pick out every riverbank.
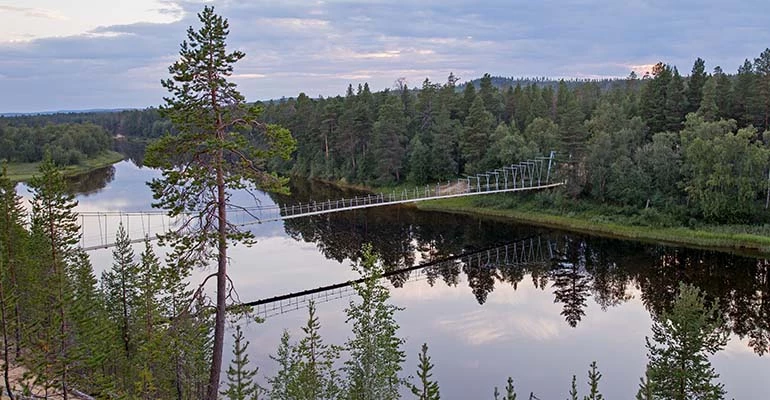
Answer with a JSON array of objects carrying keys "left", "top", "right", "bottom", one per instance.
[
  {"left": 416, "top": 196, "right": 770, "bottom": 256},
  {"left": 310, "top": 177, "right": 770, "bottom": 255},
  {"left": 5, "top": 151, "right": 124, "bottom": 182}
]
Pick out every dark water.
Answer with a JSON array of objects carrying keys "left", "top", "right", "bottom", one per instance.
[{"left": 57, "top": 161, "right": 770, "bottom": 399}]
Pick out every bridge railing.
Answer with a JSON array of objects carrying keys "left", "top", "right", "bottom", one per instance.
[
  {"left": 269, "top": 151, "right": 558, "bottom": 221},
  {"left": 77, "top": 152, "right": 559, "bottom": 249}
]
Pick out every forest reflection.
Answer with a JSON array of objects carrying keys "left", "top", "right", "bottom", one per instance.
[
  {"left": 273, "top": 179, "right": 770, "bottom": 357},
  {"left": 65, "top": 164, "right": 116, "bottom": 195}
]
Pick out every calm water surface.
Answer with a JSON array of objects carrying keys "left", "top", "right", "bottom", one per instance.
[{"left": 33, "top": 161, "right": 770, "bottom": 399}]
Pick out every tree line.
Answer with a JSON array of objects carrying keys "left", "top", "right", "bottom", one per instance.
[
  {"left": 258, "top": 51, "right": 770, "bottom": 224},
  {"left": 0, "top": 123, "right": 112, "bottom": 166},
  {"left": 1, "top": 109, "right": 172, "bottom": 140},
  {"left": 6, "top": 50, "right": 770, "bottom": 224}
]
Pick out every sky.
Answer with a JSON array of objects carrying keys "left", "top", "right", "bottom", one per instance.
[{"left": 1, "top": 0, "right": 770, "bottom": 113}]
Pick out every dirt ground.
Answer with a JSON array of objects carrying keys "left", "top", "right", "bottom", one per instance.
[{"left": 0, "top": 361, "right": 90, "bottom": 400}]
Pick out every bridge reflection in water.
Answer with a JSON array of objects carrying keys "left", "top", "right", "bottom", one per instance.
[{"left": 245, "top": 236, "right": 555, "bottom": 320}]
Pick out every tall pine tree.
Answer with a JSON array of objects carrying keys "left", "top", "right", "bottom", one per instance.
[{"left": 144, "top": 6, "right": 295, "bottom": 398}]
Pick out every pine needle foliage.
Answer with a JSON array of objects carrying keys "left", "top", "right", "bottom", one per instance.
[
  {"left": 145, "top": 6, "right": 295, "bottom": 398},
  {"left": 583, "top": 361, "right": 603, "bottom": 400},
  {"left": 642, "top": 283, "right": 729, "bottom": 400},
  {"left": 409, "top": 343, "right": 440, "bottom": 400},
  {"left": 222, "top": 325, "right": 260, "bottom": 400},
  {"left": 344, "top": 244, "right": 406, "bottom": 399}
]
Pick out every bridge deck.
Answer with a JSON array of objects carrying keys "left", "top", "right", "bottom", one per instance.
[{"left": 77, "top": 154, "right": 562, "bottom": 251}]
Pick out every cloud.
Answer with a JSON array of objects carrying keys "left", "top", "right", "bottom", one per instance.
[
  {"left": 2, "top": 0, "right": 770, "bottom": 112},
  {"left": 232, "top": 73, "right": 267, "bottom": 79},
  {"left": 0, "top": 5, "right": 68, "bottom": 20}
]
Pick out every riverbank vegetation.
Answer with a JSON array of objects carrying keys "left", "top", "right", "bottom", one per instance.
[
  {"left": 10, "top": 48, "right": 770, "bottom": 234},
  {"left": 3, "top": 150, "right": 123, "bottom": 182},
  {"left": 0, "top": 121, "right": 122, "bottom": 181},
  {"left": 417, "top": 194, "right": 770, "bottom": 254},
  {"left": 0, "top": 122, "right": 113, "bottom": 166}
]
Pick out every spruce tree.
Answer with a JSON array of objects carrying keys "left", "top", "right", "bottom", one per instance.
[
  {"left": 568, "top": 375, "right": 579, "bottom": 400},
  {"left": 293, "top": 301, "right": 341, "bottom": 400},
  {"left": 635, "top": 370, "right": 654, "bottom": 400},
  {"left": 461, "top": 96, "right": 495, "bottom": 173},
  {"left": 102, "top": 223, "right": 139, "bottom": 362},
  {"left": 664, "top": 67, "right": 688, "bottom": 132},
  {"left": 134, "top": 239, "right": 164, "bottom": 399},
  {"left": 0, "top": 163, "right": 24, "bottom": 398},
  {"left": 268, "top": 330, "right": 297, "bottom": 400},
  {"left": 222, "top": 325, "right": 260, "bottom": 400},
  {"left": 144, "top": 6, "right": 295, "bottom": 398},
  {"left": 429, "top": 106, "right": 460, "bottom": 180},
  {"left": 409, "top": 343, "right": 440, "bottom": 400},
  {"left": 461, "top": 82, "right": 476, "bottom": 121},
  {"left": 687, "top": 58, "right": 708, "bottom": 114},
  {"left": 503, "top": 377, "right": 517, "bottom": 400},
  {"left": 0, "top": 251, "right": 14, "bottom": 398},
  {"left": 697, "top": 77, "right": 719, "bottom": 122},
  {"left": 67, "top": 250, "right": 116, "bottom": 396},
  {"left": 344, "top": 244, "right": 406, "bottom": 399},
  {"left": 28, "top": 156, "right": 81, "bottom": 399},
  {"left": 372, "top": 96, "right": 408, "bottom": 183},
  {"left": 478, "top": 73, "right": 503, "bottom": 120},
  {"left": 583, "top": 361, "right": 603, "bottom": 400},
  {"left": 161, "top": 247, "right": 212, "bottom": 399},
  {"left": 407, "top": 136, "right": 431, "bottom": 184},
  {"left": 0, "top": 162, "right": 24, "bottom": 361},
  {"left": 642, "top": 283, "right": 729, "bottom": 400}
]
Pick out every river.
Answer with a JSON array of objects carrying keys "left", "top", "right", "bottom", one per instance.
[{"left": 32, "top": 160, "right": 770, "bottom": 399}]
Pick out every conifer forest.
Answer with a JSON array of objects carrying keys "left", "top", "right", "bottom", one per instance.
[{"left": 1, "top": 4, "right": 770, "bottom": 400}]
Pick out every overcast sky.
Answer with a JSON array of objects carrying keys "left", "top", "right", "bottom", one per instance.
[{"left": 1, "top": 0, "right": 769, "bottom": 113}]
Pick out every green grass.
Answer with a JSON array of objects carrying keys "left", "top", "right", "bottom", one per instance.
[
  {"left": 5, "top": 151, "right": 124, "bottom": 182},
  {"left": 416, "top": 196, "right": 770, "bottom": 256}
]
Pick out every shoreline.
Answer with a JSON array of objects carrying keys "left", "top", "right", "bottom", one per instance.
[
  {"left": 416, "top": 198, "right": 770, "bottom": 256},
  {"left": 308, "top": 177, "right": 770, "bottom": 256},
  {"left": 5, "top": 150, "right": 124, "bottom": 182}
]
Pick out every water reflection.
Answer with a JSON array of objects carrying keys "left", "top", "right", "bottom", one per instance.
[
  {"left": 66, "top": 161, "right": 768, "bottom": 398},
  {"left": 113, "top": 139, "right": 147, "bottom": 167},
  {"left": 66, "top": 165, "right": 116, "bottom": 196},
  {"left": 272, "top": 179, "right": 770, "bottom": 356}
]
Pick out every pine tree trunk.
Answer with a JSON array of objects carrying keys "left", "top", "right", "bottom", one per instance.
[
  {"left": 0, "top": 262, "right": 14, "bottom": 399},
  {"left": 49, "top": 203, "right": 68, "bottom": 400},
  {"left": 2, "top": 205, "right": 21, "bottom": 359},
  {"left": 206, "top": 148, "right": 228, "bottom": 400}
]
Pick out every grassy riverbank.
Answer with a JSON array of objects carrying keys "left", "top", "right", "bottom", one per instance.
[
  {"left": 5, "top": 150, "right": 124, "bottom": 182},
  {"left": 415, "top": 194, "right": 770, "bottom": 255},
  {"left": 298, "top": 176, "right": 770, "bottom": 254}
]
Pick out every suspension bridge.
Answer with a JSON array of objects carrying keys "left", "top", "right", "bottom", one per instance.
[
  {"left": 77, "top": 153, "right": 563, "bottom": 251},
  {"left": 245, "top": 236, "right": 555, "bottom": 319}
]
